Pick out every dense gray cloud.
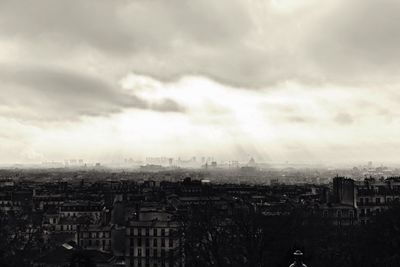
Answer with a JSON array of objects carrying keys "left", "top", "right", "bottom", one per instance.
[
  {"left": 0, "top": 65, "right": 183, "bottom": 120},
  {"left": 308, "top": 0, "right": 400, "bottom": 84},
  {"left": 0, "top": 0, "right": 398, "bottom": 88},
  {"left": 1, "top": 0, "right": 399, "bottom": 88},
  {"left": 1, "top": 0, "right": 400, "bottom": 163}
]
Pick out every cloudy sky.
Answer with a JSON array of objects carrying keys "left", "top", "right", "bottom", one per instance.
[{"left": 1, "top": 0, "right": 400, "bottom": 164}]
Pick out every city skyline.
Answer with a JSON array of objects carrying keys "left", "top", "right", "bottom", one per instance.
[{"left": 1, "top": 0, "right": 400, "bottom": 164}]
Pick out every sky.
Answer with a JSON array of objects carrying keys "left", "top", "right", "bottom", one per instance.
[{"left": 1, "top": 0, "right": 400, "bottom": 164}]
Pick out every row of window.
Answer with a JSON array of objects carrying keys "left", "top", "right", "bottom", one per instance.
[
  {"left": 61, "top": 206, "right": 102, "bottom": 211},
  {"left": 80, "top": 231, "right": 110, "bottom": 238},
  {"left": 130, "top": 238, "right": 174, "bottom": 248},
  {"left": 358, "top": 197, "right": 400, "bottom": 205},
  {"left": 61, "top": 212, "right": 101, "bottom": 217},
  {"left": 58, "top": 225, "right": 77, "bottom": 231},
  {"left": 131, "top": 228, "right": 170, "bottom": 237},
  {"left": 131, "top": 258, "right": 174, "bottom": 267},
  {"left": 131, "top": 248, "right": 174, "bottom": 258},
  {"left": 81, "top": 239, "right": 111, "bottom": 247},
  {"left": 359, "top": 208, "right": 385, "bottom": 216},
  {"left": 322, "top": 210, "right": 355, "bottom": 218}
]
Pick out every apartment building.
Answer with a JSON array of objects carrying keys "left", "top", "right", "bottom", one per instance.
[{"left": 125, "top": 207, "right": 183, "bottom": 267}]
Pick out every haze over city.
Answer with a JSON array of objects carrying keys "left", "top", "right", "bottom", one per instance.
[
  {"left": 1, "top": 0, "right": 400, "bottom": 165},
  {"left": 3, "top": 2, "right": 400, "bottom": 267}
]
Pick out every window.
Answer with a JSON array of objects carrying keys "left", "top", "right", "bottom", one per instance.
[
  {"left": 161, "top": 249, "right": 165, "bottom": 259},
  {"left": 161, "top": 229, "right": 165, "bottom": 237},
  {"left": 153, "top": 239, "right": 158, "bottom": 247},
  {"left": 153, "top": 228, "right": 157, "bottom": 236},
  {"left": 154, "top": 249, "right": 158, "bottom": 258},
  {"left": 146, "top": 248, "right": 150, "bottom": 258},
  {"left": 376, "top": 198, "right": 381, "bottom": 204},
  {"left": 337, "top": 210, "right": 342, "bottom": 218},
  {"left": 138, "top": 238, "right": 142, "bottom": 247},
  {"left": 161, "top": 238, "right": 165, "bottom": 247},
  {"left": 169, "top": 239, "right": 173, "bottom": 248},
  {"left": 146, "top": 228, "right": 150, "bottom": 237},
  {"left": 145, "top": 238, "right": 150, "bottom": 247},
  {"left": 138, "top": 248, "right": 142, "bottom": 257}
]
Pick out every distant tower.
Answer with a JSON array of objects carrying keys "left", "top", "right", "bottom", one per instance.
[{"left": 248, "top": 157, "right": 256, "bottom": 167}]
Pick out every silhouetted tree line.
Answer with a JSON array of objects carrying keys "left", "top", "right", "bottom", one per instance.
[
  {"left": 0, "top": 210, "right": 42, "bottom": 267},
  {"left": 181, "top": 203, "right": 400, "bottom": 267}
]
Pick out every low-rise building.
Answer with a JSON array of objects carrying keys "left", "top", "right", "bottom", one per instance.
[
  {"left": 78, "top": 224, "right": 112, "bottom": 252},
  {"left": 356, "top": 177, "right": 400, "bottom": 224}
]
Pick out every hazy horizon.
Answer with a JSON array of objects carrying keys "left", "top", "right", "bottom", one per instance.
[{"left": 1, "top": 0, "right": 400, "bottom": 164}]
